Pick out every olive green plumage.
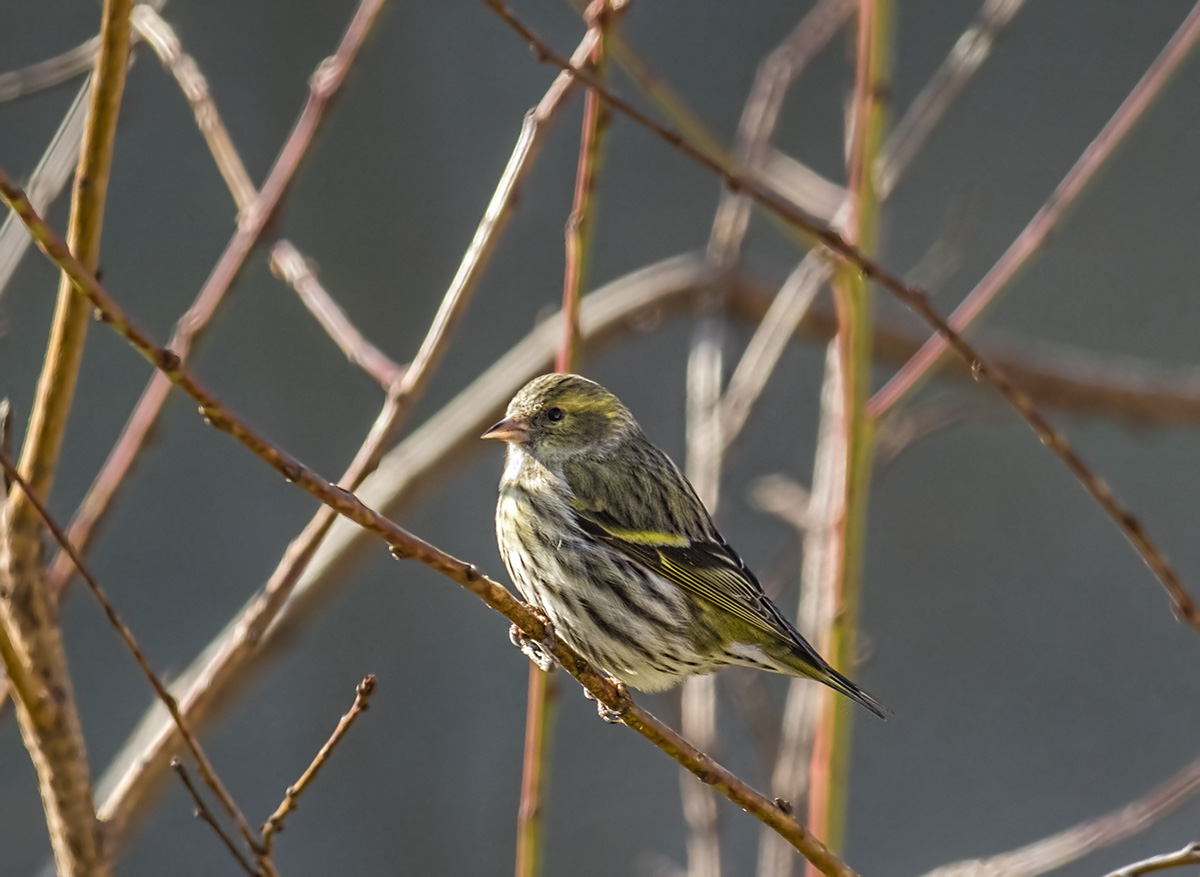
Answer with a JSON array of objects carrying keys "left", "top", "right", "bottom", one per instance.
[{"left": 484, "top": 373, "right": 887, "bottom": 719}]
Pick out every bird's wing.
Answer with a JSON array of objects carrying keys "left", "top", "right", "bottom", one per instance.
[{"left": 569, "top": 502, "right": 788, "bottom": 639}]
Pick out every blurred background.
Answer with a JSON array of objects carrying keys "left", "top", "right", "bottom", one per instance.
[{"left": 2, "top": 1, "right": 1200, "bottom": 874}]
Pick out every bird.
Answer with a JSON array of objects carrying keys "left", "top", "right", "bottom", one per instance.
[{"left": 482, "top": 373, "right": 887, "bottom": 719}]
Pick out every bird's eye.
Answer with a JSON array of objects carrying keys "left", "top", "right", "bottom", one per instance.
[{"left": 546, "top": 407, "right": 565, "bottom": 422}]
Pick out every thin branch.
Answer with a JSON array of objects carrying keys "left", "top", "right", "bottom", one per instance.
[
  {"left": 130, "top": 4, "right": 256, "bottom": 209},
  {"left": 707, "top": 0, "right": 853, "bottom": 269},
  {"left": 875, "top": 0, "right": 1027, "bottom": 198},
  {"left": 0, "top": 205, "right": 857, "bottom": 876},
  {"left": 1106, "top": 843, "right": 1200, "bottom": 877},
  {"left": 0, "top": 36, "right": 100, "bottom": 102},
  {"left": 478, "top": 0, "right": 1200, "bottom": 639},
  {"left": 0, "top": 451, "right": 268, "bottom": 870},
  {"left": 171, "top": 759, "right": 259, "bottom": 877},
  {"left": 922, "top": 758, "right": 1200, "bottom": 877},
  {"left": 262, "top": 675, "right": 376, "bottom": 855},
  {"left": 870, "top": 0, "right": 1200, "bottom": 416},
  {"left": 269, "top": 241, "right": 405, "bottom": 388},
  {"left": 43, "top": 0, "right": 389, "bottom": 600}
]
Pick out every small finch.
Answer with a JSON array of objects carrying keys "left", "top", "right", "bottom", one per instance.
[{"left": 484, "top": 373, "right": 887, "bottom": 719}]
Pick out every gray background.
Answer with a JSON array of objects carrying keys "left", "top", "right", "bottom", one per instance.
[{"left": 2, "top": 1, "right": 1200, "bottom": 874}]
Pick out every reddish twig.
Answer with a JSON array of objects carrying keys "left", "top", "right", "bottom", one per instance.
[
  {"left": 261, "top": 675, "right": 377, "bottom": 854},
  {"left": 870, "top": 0, "right": 1200, "bottom": 416}
]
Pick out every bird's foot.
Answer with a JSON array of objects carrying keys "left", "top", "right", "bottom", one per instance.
[
  {"left": 509, "top": 622, "right": 558, "bottom": 672},
  {"left": 585, "top": 678, "right": 631, "bottom": 724}
]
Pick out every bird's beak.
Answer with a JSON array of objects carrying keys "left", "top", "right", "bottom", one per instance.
[{"left": 482, "top": 416, "right": 533, "bottom": 443}]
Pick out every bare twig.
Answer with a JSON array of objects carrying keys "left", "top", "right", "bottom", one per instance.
[
  {"left": 0, "top": 451, "right": 268, "bottom": 871},
  {"left": 0, "top": 36, "right": 100, "bottom": 101},
  {"left": 171, "top": 759, "right": 258, "bottom": 877},
  {"left": 262, "top": 675, "right": 377, "bottom": 854},
  {"left": 0, "top": 199, "right": 857, "bottom": 876},
  {"left": 922, "top": 758, "right": 1200, "bottom": 877},
  {"left": 875, "top": 0, "right": 1027, "bottom": 197},
  {"left": 707, "top": 0, "right": 852, "bottom": 269},
  {"left": 1105, "top": 843, "right": 1200, "bottom": 877},
  {"left": 870, "top": 0, "right": 1200, "bottom": 416},
  {"left": 269, "top": 241, "right": 405, "bottom": 388},
  {"left": 43, "top": 0, "right": 389, "bottom": 599},
  {"left": 478, "top": 0, "right": 1200, "bottom": 639}
]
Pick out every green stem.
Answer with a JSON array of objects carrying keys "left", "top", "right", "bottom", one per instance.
[{"left": 806, "top": 0, "right": 892, "bottom": 867}]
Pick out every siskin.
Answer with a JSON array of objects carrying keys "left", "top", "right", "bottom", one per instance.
[{"left": 483, "top": 373, "right": 887, "bottom": 719}]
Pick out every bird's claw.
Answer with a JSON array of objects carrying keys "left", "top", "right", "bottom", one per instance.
[
  {"left": 509, "top": 622, "right": 558, "bottom": 672},
  {"left": 588, "top": 679, "right": 630, "bottom": 724}
]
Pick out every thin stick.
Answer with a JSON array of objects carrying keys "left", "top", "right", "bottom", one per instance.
[
  {"left": 875, "top": 0, "right": 1027, "bottom": 198},
  {"left": 171, "top": 759, "right": 258, "bottom": 877},
  {"left": 870, "top": 0, "right": 1200, "bottom": 416},
  {"left": 0, "top": 451, "right": 269, "bottom": 869},
  {"left": 43, "top": 0, "right": 389, "bottom": 599},
  {"left": 0, "top": 187, "right": 858, "bottom": 877},
  {"left": 0, "top": 36, "right": 100, "bottom": 101},
  {"left": 922, "top": 756, "right": 1200, "bottom": 876},
  {"left": 269, "top": 241, "right": 404, "bottom": 388},
  {"left": 478, "top": 0, "right": 1200, "bottom": 637},
  {"left": 1106, "top": 843, "right": 1200, "bottom": 877},
  {"left": 262, "top": 675, "right": 377, "bottom": 853}
]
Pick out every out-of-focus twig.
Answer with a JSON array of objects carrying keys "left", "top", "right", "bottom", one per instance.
[
  {"left": 922, "top": 757, "right": 1200, "bottom": 877},
  {"left": 0, "top": 186, "right": 859, "bottom": 877},
  {"left": 875, "top": 0, "right": 1027, "bottom": 197},
  {"left": 871, "top": 0, "right": 1200, "bottom": 416},
  {"left": 261, "top": 675, "right": 376, "bottom": 855},
  {"left": 269, "top": 241, "right": 405, "bottom": 388},
  {"left": 0, "top": 37, "right": 100, "bottom": 102}
]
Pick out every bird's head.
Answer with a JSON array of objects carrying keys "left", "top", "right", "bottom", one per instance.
[{"left": 482, "top": 373, "right": 637, "bottom": 466}]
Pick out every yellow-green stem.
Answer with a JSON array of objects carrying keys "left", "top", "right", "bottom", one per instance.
[{"left": 806, "top": 0, "right": 891, "bottom": 866}]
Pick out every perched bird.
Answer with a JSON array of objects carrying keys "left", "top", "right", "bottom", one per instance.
[{"left": 483, "top": 373, "right": 887, "bottom": 719}]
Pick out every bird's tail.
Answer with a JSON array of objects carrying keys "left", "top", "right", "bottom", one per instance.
[{"left": 773, "top": 642, "right": 891, "bottom": 720}]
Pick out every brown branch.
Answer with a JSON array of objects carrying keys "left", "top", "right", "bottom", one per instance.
[
  {"left": 171, "top": 759, "right": 258, "bottom": 877},
  {"left": 478, "top": 0, "right": 1200, "bottom": 639},
  {"left": 0, "top": 193, "right": 859, "bottom": 876},
  {"left": 921, "top": 757, "right": 1200, "bottom": 877},
  {"left": 870, "top": 0, "right": 1200, "bottom": 416},
  {"left": 0, "top": 451, "right": 268, "bottom": 871},
  {"left": 262, "top": 675, "right": 376, "bottom": 855},
  {"left": 42, "top": 0, "right": 388, "bottom": 600}
]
